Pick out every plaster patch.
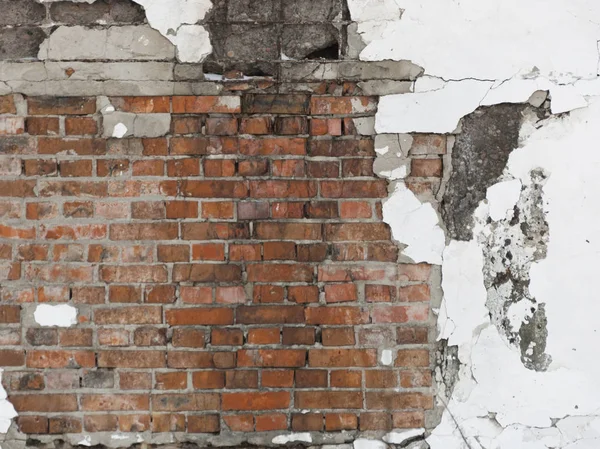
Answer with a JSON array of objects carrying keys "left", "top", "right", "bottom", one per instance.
[
  {"left": 383, "top": 428, "right": 425, "bottom": 444},
  {"left": 352, "top": 0, "right": 600, "bottom": 83},
  {"left": 38, "top": 26, "right": 175, "bottom": 61},
  {"left": 382, "top": 182, "right": 445, "bottom": 264},
  {"left": 430, "top": 97, "right": 600, "bottom": 448},
  {"left": 486, "top": 179, "right": 522, "bottom": 221},
  {"left": 375, "top": 80, "right": 492, "bottom": 133},
  {"left": 112, "top": 123, "right": 129, "bottom": 138},
  {"left": 353, "top": 439, "right": 388, "bottom": 449},
  {"left": 133, "top": 0, "right": 213, "bottom": 63},
  {"left": 380, "top": 349, "right": 393, "bottom": 366},
  {"left": 271, "top": 433, "right": 313, "bottom": 444},
  {"left": 33, "top": 304, "right": 77, "bottom": 327},
  {"left": 0, "top": 370, "right": 17, "bottom": 434}
]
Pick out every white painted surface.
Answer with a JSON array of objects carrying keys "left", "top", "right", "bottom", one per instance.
[
  {"left": 352, "top": 0, "right": 600, "bottom": 82},
  {"left": 0, "top": 370, "right": 17, "bottom": 434},
  {"left": 382, "top": 182, "right": 445, "bottom": 264},
  {"left": 429, "top": 98, "right": 600, "bottom": 448},
  {"left": 375, "top": 80, "right": 492, "bottom": 133},
  {"left": 383, "top": 429, "right": 425, "bottom": 444},
  {"left": 380, "top": 349, "right": 393, "bottom": 366},
  {"left": 353, "top": 438, "right": 388, "bottom": 449},
  {"left": 271, "top": 433, "right": 313, "bottom": 444},
  {"left": 486, "top": 179, "right": 522, "bottom": 222},
  {"left": 112, "top": 123, "right": 128, "bottom": 138},
  {"left": 33, "top": 304, "right": 77, "bottom": 327},
  {"left": 133, "top": 0, "right": 213, "bottom": 62}
]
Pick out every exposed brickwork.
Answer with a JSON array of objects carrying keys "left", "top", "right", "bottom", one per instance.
[{"left": 0, "top": 92, "right": 442, "bottom": 437}]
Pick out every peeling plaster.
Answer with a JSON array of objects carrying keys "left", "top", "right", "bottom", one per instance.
[
  {"left": 429, "top": 98, "right": 600, "bottom": 448},
  {"left": 132, "top": 0, "right": 213, "bottom": 63},
  {"left": 39, "top": 0, "right": 213, "bottom": 63},
  {"left": 0, "top": 370, "right": 17, "bottom": 434},
  {"left": 382, "top": 181, "right": 445, "bottom": 264}
]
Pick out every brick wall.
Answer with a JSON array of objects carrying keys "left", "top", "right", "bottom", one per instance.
[{"left": 0, "top": 90, "right": 438, "bottom": 437}]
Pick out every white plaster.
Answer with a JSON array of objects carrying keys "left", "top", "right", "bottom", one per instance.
[
  {"left": 486, "top": 179, "right": 522, "bottom": 222},
  {"left": 382, "top": 182, "right": 445, "bottom": 264},
  {"left": 375, "top": 80, "right": 492, "bottom": 133},
  {"left": 383, "top": 429, "right": 424, "bottom": 444},
  {"left": 352, "top": 0, "right": 600, "bottom": 83},
  {"left": 271, "top": 433, "right": 313, "bottom": 444},
  {"left": 166, "top": 25, "right": 212, "bottom": 63},
  {"left": 132, "top": 0, "right": 213, "bottom": 63},
  {"left": 506, "top": 300, "right": 535, "bottom": 333},
  {"left": 429, "top": 97, "right": 600, "bottom": 448},
  {"left": 380, "top": 349, "right": 393, "bottom": 366},
  {"left": 0, "top": 370, "right": 17, "bottom": 434},
  {"left": 33, "top": 304, "right": 77, "bottom": 327},
  {"left": 353, "top": 439, "right": 388, "bottom": 449},
  {"left": 112, "top": 123, "right": 128, "bottom": 138}
]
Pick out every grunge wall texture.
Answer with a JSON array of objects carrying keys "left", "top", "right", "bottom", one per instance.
[{"left": 2, "top": 1, "right": 600, "bottom": 449}]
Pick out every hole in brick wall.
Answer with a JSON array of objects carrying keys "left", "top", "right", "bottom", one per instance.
[{"left": 304, "top": 42, "right": 339, "bottom": 60}]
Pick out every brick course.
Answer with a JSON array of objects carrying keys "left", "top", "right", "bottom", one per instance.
[{"left": 0, "top": 92, "right": 442, "bottom": 436}]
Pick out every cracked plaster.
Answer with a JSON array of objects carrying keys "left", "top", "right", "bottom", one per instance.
[
  {"left": 354, "top": 1, "right": 600, "bottom": 447},
  {"left": 38, "top": 0, "right": 213, "bottom": 63}
]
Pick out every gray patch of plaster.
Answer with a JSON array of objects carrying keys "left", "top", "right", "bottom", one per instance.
[
  {"left": 441, "top": 104, "right": 543, "bottom": 241},
  {"left": 38, "top": 25, "right": 175, "bottom": 61},
  {"left": 479, "top": 169, "right": 551, "bottom": 371},
  {"left": 99, "top": 97, "right": 170, "bottom": 138}
]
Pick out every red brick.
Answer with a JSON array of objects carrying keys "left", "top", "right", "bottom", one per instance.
[
  {"left": 97, "top": 350, "right": 165, "bottom": 368},
  {"left": 325, "top": 413, "right": 357, "bottom": 431},
  {"left": 18, "top": 416, "right": 48, "bottom": 434},
  {"left": 94, "top": 306, "right": 161, "bottom": 324},
  {"left": 237, "top": 349, "right": 305, "bottom": 367},
  {"left": 255, "top": 413, "right": 287, "bottom": 431},
  {"left": 166, "top": 307, "right": 233, "bottom": 325},
  {"left": 172, "top": 96, "right": 241, "bottom": 113},
  {"left": 81, "top": 394, "right": 149, "bottom": 411},
  {"left": 262, "top": 370, "right": 294, "bottom": 388},
  {"left": 10, "top": 394, "right": 78, "bottom": 412},
  {"left": 65, "top": 117, "right": 98, "bottom": 135},
  {"left": 112, "top": 96, "right": 170, "bottom": 113},
  {"left": 411, "top": 158, "right": 443, "bottom": 177},
  {"left": 321, "top": 328, "right": 355, "bottom": 346},
  {"left": 49, "top": 416, "right": 82, "bottom": 434},
  {"left": 222, "top": 392, "right": 290, "bottom": 411},
  {"left": 172, "top": 328, "right": 206, "bottom": 348},
  {"left": 206, "top": 117, "right": 237, "bottom": 135},
  {"left": 240, "top": 117, "right": 272, "bottom": 134},
  {"left": 295, "top": 391, "right": 362, "bottom": 409},
  {"left": 292, "top": 413, "right": 323, "bottom": 431},
  {"left": 247, "top": 328, "right": 280, "bottom": 345},
  {"left": 188, "top": 414, "right": 220, "bottom": 433},
  {"left": 371, "top": 304, "right": 429, "bottom": 323},
  {"left": 236, "top": 306, "right": 304, "bottom": 324},
  {"left": 155, "top": 372, "right": 187, "bottom": 390},
  {"left": 26, "top": 117, "right": 59, "bottom": 135},
  {"left": 308, "top": 349, "right": 376, "bottom": 367},
  {"left": 223, "top": 414, "right": 254, "bottom": 431},
  {"left": 28, "top": 97, "right": 96, "bottom": 115},
  {"left": 26, "top": 350, "right": 94, "bottom": 368},
  {"left": 211, "top": 328, "right": 243, "bottom": 346},
  {"left": 152, "top": 393, "right": 220, "bottom": 411},
  {"left": 330, "top": 370, "right": 361, "bottom": 388},
  {"left": 325, "top": 283, "right": 357, "bottom": 303},
  {"left": 305, "top": 307, "right": 368, "bottom": 325},
  {"left": 365, "top": 392, "right": 433, "bottom": 410}
]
